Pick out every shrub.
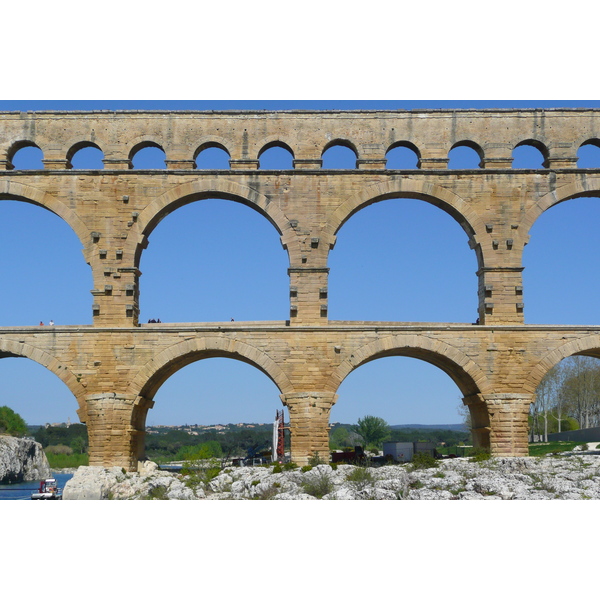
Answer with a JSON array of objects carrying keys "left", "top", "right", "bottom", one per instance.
[
  {"left": 182, "top": 457, "right": 222, "bottom": 489},
  {"left": 45, "top": 444, "right": 73, "bottom": 455},
  {"left": 308, "top": 452, "right": 325, "bottom": 467},
  {"left": 410, "top": 452, "right": 437, "bottom": 470},
  {"left": 272, "top": 464, "right": 282, "bottom": 473},
  {"left": 345, "top": 467, "right": 374, "bottom": 490},
  {"left": 283, "top": 462, "right": 298, "bottom": 470},
  {"left": 253, "top": 484, "right": 280, "bottom": 500},
  {"left": 468, "top": 447, "right": 491, "bottom": 462},
  {"left": 302, "top": 472, "right": 334, "bottom": 498},
  {"left": 301, "top": 465, "right": 312, "bottom": 472},
  {"left": 143, "top": 485, "right": 168, "bottom": 500}
]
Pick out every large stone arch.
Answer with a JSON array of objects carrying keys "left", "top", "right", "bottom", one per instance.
[
  {"left": 127, "top": 335, "right": 295, "bottom": 402},
  {"left": 134, "top": 179, "right": 290, "bottom": 266},
  {"left": 0, "top": 337, "right": 86, "bottom": 411},
  {"left": 523, "top": 177, "right": 600, "bottom": 238},
  {"left": 326, "top": 178, "right": 487, "bottom": 268},
  {"left": 525, "top": 334, "right": 600, "bottom": 394},
  {"left": 0, "top": 181, "right": 90, "bottom": 254},
  {"left": 327, "top": 334, "right": 489, "bottom": 397}
]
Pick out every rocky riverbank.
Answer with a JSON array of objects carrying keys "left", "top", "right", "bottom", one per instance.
[
  {"left": 63, "top": 447, "right": 600, "bottom": 500},
  {"left": 0, "top": 435, "right": 51, "bottom": 484}
]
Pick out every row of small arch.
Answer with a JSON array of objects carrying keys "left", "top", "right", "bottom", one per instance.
[{"left": 6, "top": 138, "right": 600, "bottom": 170}]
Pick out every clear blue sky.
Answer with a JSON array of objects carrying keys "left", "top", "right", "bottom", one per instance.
[{"left": 2, "top": 99, "right": 600, "bottom": 427}]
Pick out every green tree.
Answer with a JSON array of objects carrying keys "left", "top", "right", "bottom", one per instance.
[
  {"left": 352, "top": 415, "right": 391, "bottom": 450},
  {"left": 329, "top": 426, "right": 362, "bottom": 450},
  {"left": 70, "top": 436, "right": 87, "bottom": 454},
  {"left": 0, "top": 406, "right": 28, "bottom": 437}
]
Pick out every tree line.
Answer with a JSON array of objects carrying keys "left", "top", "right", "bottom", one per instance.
[
  {"left": 532, "top": 355, "right": 600, "bottom": 441},
  {"left": 330, "top": 416, "right": 471, "bottom": 452}
]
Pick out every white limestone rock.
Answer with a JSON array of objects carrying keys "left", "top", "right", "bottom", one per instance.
[
  {"left": 0, "top": 435, "right": 51, "bottom": 483},
  {"left": 63, "top": 466, "right": 125, "bottom": 500},
  {"left": 62, "top": 451, "right": 600, "bottom": 500}
]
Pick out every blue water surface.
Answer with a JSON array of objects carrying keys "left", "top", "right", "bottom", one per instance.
[{"left": 0, "top": 472, "right": 73, "bottom": 500}]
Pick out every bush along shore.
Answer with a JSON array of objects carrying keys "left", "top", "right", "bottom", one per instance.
[{"left": 62, "top": 447, "right": 600, "bottom": 500}]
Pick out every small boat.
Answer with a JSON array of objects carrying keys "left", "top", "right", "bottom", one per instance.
[{"left": 31, "top": 478, "right": 63, "bottom": 500}]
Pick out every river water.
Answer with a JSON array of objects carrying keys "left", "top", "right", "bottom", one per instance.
[{"left": 0, "top": 472, "right": 74, "bottom": 500}]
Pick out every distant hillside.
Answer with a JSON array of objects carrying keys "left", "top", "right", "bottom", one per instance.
[{"left": 389, "top": 423, "right": 468, "bottom": 432}]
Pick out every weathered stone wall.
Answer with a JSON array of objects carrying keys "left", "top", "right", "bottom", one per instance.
[{"left": 0, "top": 109, "right": 599, "bottom": 467}]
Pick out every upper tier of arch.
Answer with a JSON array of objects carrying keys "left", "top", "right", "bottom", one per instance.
[{"left": 2, "top": 109, "right": 600, "bottom": 170}]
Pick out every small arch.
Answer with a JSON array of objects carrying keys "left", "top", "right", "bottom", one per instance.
[
  {"left": 448, "top": 141, "right": 484, "bottom": 169},
  {"left": 67, "top": 142, "right": 104, "bottom": 169},
  {"left": 258, "top": 142, "right": 294, "bottom": 169},
  {"left": 321, "top": 139, "right": 358, "bottom": 169},
  {"left": 194, "top": 142, "right": 231, "bottom": 169},
  {"left": 577, "top": 139, "right": 600, "bottom": 168},
  {"left": 512, "top": 139, "right": 548, "bottom": 168},
  {"left": 385, "top": 142, "right": 420, "bottom": 169},
  {"left": 130, "top": 142, "right": 167, "bottom": 169},
  {"left": 8, "top": 142, "right": 44, "bottom": 170}
]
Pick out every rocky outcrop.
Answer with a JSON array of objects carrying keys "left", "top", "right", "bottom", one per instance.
[
  {"left": 0, "top": 435, "right": 51, "bottom": 483},
  {"left": 63, "top": 449, "right": 600, "bottom": 500}
]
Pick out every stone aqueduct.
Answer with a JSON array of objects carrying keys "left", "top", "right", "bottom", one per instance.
[{"left": 1, "top": 108, "right": 600, "bottom": 469}]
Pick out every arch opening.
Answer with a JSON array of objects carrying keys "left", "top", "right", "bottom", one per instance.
[
  {"left": 523, "top": 195, "right": 600, "bottom": 325},
  {"left": 512, "top": 140, "right": 548, "bottom": 168},
  {"left": 195, "top": 144, "right": 230, "bottom": 169},
  {"left": 10, "top": 144, "right": 44, "bottom": 170},
  {"left": 139, "top": 356, "right": 288, "bottom": 463},
  {"left": 0, "top": 356, "right": 81, "bottom": 427},
  {"left": 0, "top": 200, "right": 92, "bottom": 326},
  {"left": 329, "top": 197, "right": 478, "bottom": 322},
  {"left": 448, "top": 142, "right": 483, "bottom": 169},
  {"left": 258, "top": 143, "right": 294, "bottom": 169},
  {"left": 329, "top": 355, "right": 473, "bottom": 452},
  {"left": 68, "top": 144, "right": 104, "bottom": 169},
  {"left": 385, "top": 143, "right": 420, "bottom": 169},
  {"left": 131, "top": 143, "right": 167, "bottom": 169},
  {"left": 322, "top": 141, "right": 357, "bottom": 169},
  {"left": 138, "top": 198, "right": 289, "bottom": 323},
  {"left": 577, "top": 140, "right": 600, "bottom": 168},
  {"left": 531, "top": 354, "right": 600, "bottom": 443}
]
